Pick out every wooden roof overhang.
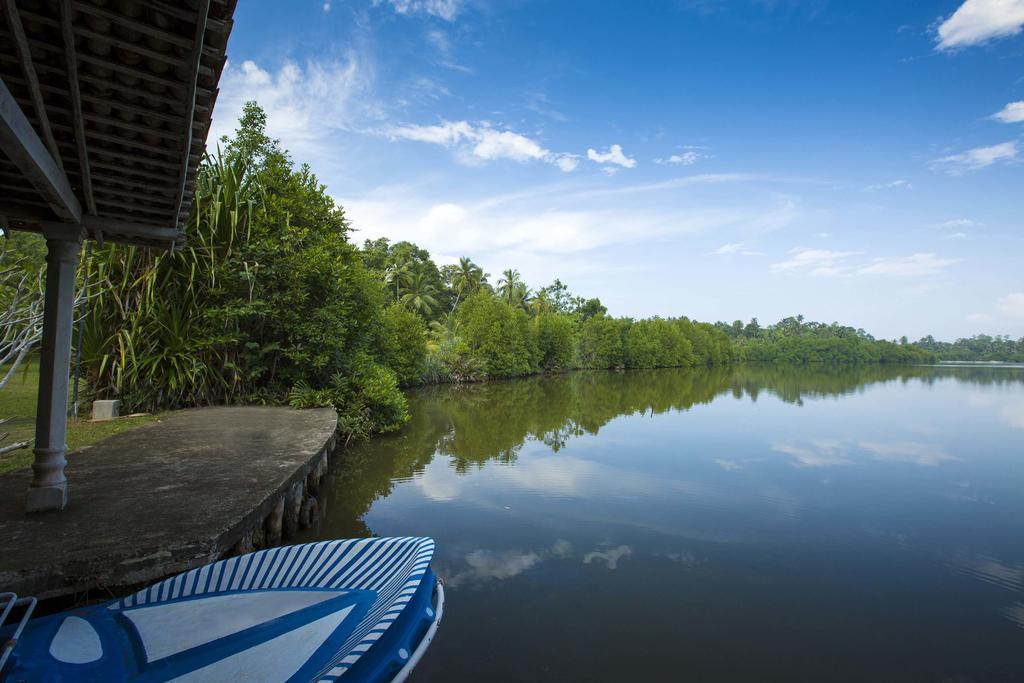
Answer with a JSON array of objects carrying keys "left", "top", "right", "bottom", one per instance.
[{"left": 0, "top": 0, "right": 236, "bottom": 250}]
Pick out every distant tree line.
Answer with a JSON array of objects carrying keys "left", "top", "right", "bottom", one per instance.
[
  {"left": 912, "top": 334, "right": 1024, "bottom": 363},
  {"left": 712, "top": 316, "right": 935, "bottom": 365}
]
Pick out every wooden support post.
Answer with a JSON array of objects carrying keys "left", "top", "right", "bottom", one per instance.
[{"left": 26, "top": 223, "right": 83, "bottom": 512}]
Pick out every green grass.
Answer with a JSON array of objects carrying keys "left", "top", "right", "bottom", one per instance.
[{"left": 0, "top": 361, "right": 156, "bottom": 475}]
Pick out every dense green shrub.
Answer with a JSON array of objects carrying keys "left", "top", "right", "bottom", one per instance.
[
  {"left": 625, "top": 319, "right": 693, "bottom": 368},
  {"left": 457, "top": 292, "right": 539, "bottom": 377},
  {"left": 378, "top": 303, "right": 427, "bottom": 385},
  {"left": 578, "top": 316, "right": 628, "bottom": 368},
  {"left": 535, "top": 312, "right": 575, "bottom": 371}
]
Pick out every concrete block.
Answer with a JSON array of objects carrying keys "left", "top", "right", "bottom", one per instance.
[
  {"left": 92, "top": 400, "right": 121, "bottom": 421},
  {"left": 25, "top": 483, "right": 68, "bottom": 513}
]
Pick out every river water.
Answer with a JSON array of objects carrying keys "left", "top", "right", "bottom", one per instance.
[{"left": 303, "top": 365, "right": 1024, "bottom": 681}]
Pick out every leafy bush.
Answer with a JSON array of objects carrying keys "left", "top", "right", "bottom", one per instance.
[
  {"left": 457, "top": 292, "right": 539, "bottom": 377},
  {"left": 535, "top": 312, "right": 575, "bottom": 371},
  {"left": 578, "top": 316, "right": 628, "bottom": 369},
  {"left": 378, "top": 303, "right": 427, "bottom": 384}
]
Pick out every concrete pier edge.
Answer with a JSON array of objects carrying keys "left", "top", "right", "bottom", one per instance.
[{"left": 0, "top": 406, "right": 341, "bottom": 602}]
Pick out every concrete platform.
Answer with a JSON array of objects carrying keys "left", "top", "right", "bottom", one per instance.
[{"left": 0, "top": 406, "right": 338, "bottom": 601}]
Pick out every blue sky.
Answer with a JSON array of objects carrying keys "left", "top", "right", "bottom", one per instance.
[{"left": 211, "top": 0, "right": 1024, "bottom": 340}]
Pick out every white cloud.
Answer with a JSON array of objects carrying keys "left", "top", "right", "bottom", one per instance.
[
  {"left": 865, "top": 179, "right": 912, "bottom": 191},
  {"left": 655, "top": 151, "right": 706, "bottom": 165},
  {"left": 473, "top": 129, "right": 550, "bottom": 162},
  {"left": 993, "top": 101, "right": 1024, "bottom": 123},
  {"left": 208, "top": 56, "right": 381, "bottom": 174},
  {"left": 388, "top": 120, "right": 578, "bottom": 171},
  {"left": 943, "top": 232, "right": 968, "bottom": 239},
  {"left": 936, "top": 0, "right": 1024, "bottom": 50},
  {"left": 997, "top": 292, "right": 1024, "bottom": 317},
  {"left": 770, "top": 248, "right": 858, "bottom": 276},
  {"left": 323, "top": 1, "right": 331, "bottom": 11},
  {"left": 857, "top": 253, "right": 960, "bottom": 276},
  {"left": 375, "top": 0, "right": 460, "bottom": 21},
  {"left": 931, "top": 141, "right": 1019, "bottom": 174},
  {"left": 587, "top": 144, "right": 637, "bottom": 169}
]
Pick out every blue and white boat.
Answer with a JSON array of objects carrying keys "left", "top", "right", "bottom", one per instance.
[{"left": 0, "top": 537, "right": 443, "bottom": 682}]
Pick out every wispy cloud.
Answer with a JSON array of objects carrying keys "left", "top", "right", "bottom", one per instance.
[
  {"left": 930, "top": 141, "right": 1019, "bottom": 175},
  {"left": 209, "top": 56, "right": 381, "bottom": 175},
  {"left": 937, "top": 218, "right": 982, "bottom": 229},
  {"left": 770, "top": 248, "right": 859, "bottom": 276},
  {"left": 341, "top": 175, "right": 802, "bottom": 290},
  {"left": 993, "top": 101, "right": 1024, "bottom": 123},
  {"left": 374, "top": 0, "right": 461, "bottom": 21},
  {"left": 712, "top": 242, "right": 762, "bottom": 256},
  {"left": 858, "top": 253, "right": 960, "bottom": 276},
  {"left": 388, "top": 120, "right": 579, "bottom": 171},
  {"left": 935, "top": 0, "right": 1024, "bottom": 50},
  {"left": 772, "top": 249, "right": 958, "bottom": 277},
  {"left": 865, "top": 178, "right": 912, "bottom": 191},
  {"left": 587, "top": 144, "right": 637, "bottom": 169}
]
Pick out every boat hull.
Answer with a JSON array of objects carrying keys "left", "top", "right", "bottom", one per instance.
[{"left": 1, "top": 537, "right": 442, "bottom": 682}]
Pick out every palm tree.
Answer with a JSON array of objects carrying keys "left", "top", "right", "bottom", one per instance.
[
  {"left": 497, "top": 268, "right": 523, "bottom": 306},
  {"left": 450, "top": 256, "right": 483, "bottom": 311},
  {"left": 385, "top": 259, "right": 413, "bottom": 301},
  {"left": 510, "top": 283, "right": 532, "bottom": 312},
  {"left": 429, "top": 310, "right": 461, "bottom": 344},
  {"left": 400, "top": 271, "right": 439, "bottom": 317},
  {"left": 529, "top": 289, "right": 551, "bottom": 317}
]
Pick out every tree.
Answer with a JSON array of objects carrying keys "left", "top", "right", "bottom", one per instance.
[
  {"left": 378, "top": 303, "right": 427, "bottom": 384},
  {"left": 575, "top": 297, "right": 607, "bottom": 322},
  {"left": 457, "top": 292, "right": 539, "bottom": 377},
  {"left": 450, "top": 256, "right": 484, "bottom": 310},
  {"left": 385, "top": 259, "right": 413, "bottom": 301},
  {"left": 535, "top": 312, "right": 575, "bottom": 370},
  {"left": 400, "top": 271, "right": 439, "bottom": 317},
  {"left": 497, "top": 269, "right": 524, "bottom": 306}
]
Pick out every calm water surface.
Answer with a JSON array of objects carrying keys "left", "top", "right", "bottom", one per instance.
[{"left": 303, "top": 365, "right": 1024, "bottom": 682}]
